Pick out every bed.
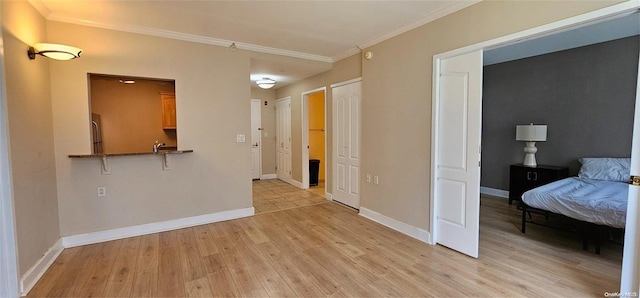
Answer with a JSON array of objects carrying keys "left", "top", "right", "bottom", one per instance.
[{"left": 519, "top": 157, "right": 630, "bottom": 253}]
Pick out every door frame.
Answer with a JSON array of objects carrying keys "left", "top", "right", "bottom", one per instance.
[
  {"left": 0, "top": 7, "right": 20, "bottom": 296},
  {"left": 430, "top": 0, "right": 639, "bottom": 288},
  {"left": 621, "top": 49, "right": 640, "bottom": 293},
  {"left": 301, "top": 87, "right": 327, "bottom": 189},
  {"left": 250, "top": 99, "right": 262, "bottom": 180}
]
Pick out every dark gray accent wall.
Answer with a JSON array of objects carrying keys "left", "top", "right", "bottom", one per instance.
[{"left": 481, "top": 35, "right": 639, "bottom": 191}]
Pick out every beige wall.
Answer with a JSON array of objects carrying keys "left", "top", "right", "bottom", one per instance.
[
  {"left": 308, "top": 91, "right": 325, "bottom": 180},
  {"left": 251, "top": 87, "right": 276, "bottom": 176},
  {"left": 276, "top": 53, "right": 361, "bottom": 192},
  {"left": 359, "top": 1, "right": 623, "bottom": 231},
  {"left": 90, "top": 76, "right": 177, "bottom": 153},
  {"left": 1, "top": 0, "right": 60, "bottom": 275},
  {"left": 48, "top": 21, "right": 255, "bottom": 236}
]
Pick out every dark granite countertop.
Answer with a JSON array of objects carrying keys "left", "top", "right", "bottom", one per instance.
[{"left": 69, "top": 150, "right": 193, "bottom": 158}]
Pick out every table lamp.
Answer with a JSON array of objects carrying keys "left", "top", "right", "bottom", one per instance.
[{"left": 516, "top": 123, "right": 547, "bottom": 167}]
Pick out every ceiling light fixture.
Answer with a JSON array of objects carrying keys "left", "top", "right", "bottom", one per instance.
[
  {"left": 27, "top": 43, "right": 82, "bottom": 61},
  {"left": 256, "top": 77, "right": 276, "bottom": 89},
  {"left": 119, "top": 79, "right": 136, "bottom": 84}
]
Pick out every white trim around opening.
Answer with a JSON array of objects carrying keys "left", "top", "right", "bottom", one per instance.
[
  {"left": 301, "top": 87, "right": 327, "bottom": 189},
  {"left": 0, "top": 9, "right": 20, "bottom": 297},
  {"left": 430, "top": 0, "right": 639, "bottom": 291}
]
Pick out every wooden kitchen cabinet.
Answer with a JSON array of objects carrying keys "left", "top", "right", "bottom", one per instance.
[{"left": 160, "top": 92, "right": 176, "bottom": 130}]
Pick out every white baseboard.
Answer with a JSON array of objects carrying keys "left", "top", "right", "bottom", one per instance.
[
  {"left": 274, "top": 176, "right": 303, "bottom": 189},
  {"left": 62, "top": 207, "right": 254, "bottom": 248},
  {"left": 480, "top": 186, "right": 509, "bottom": 198},
  {"left": 359, "top": 207, "right": 431, "bottom": 244},
  {"left": 20, "top": 239, "right": 63, "bottom": 296},
  {"left": 261, "top": 174, "right": 277, "bottom": 179},
  {"left": 325, "top": 192, "right": 333, "bottom": 201},
  {"left": 290, "top": 179, "right": 303, "bottom": 189}
]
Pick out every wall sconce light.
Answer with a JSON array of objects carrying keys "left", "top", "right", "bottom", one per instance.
[
  {"left": 516, "top": 123, "right": 547, "bottom": 167},
  {"left": 27, "top": 43, "right": 82, "bottom": 61},
  {"left": 256, "top": 78, "right": 276, "bottom": 89}
]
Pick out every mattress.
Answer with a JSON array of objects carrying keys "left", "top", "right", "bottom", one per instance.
[{"left": 521, "top": 177, "right": 628, "bottom": 228}]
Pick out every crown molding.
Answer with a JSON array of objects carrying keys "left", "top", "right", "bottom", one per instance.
[
  {"left": 332, "top": 47, "right": 362, "bottom": 62},
  {"left": 27, "top": 0, "right": 50, "bottom": 18},
  {"left": 45, "top": 14, "right": 333, "bottom": 63},
  {"left": 357, "top": 0, "right": 480, "bottom": 50},
  {"left": 236, "top": 42, "right": 332, "bottom": 63},
  {"left": 35, "top": 1, "right": 477, "bottom": 64}
]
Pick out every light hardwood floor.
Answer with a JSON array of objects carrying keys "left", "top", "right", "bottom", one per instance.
[
  {"left": 252, "top": 179, "right": 326, "bottom": 214},
  {"left": 307, "top": 180, "right": 326, "bottom": 198},
  {"left": 28, "top": 192, "right": 622, "bottom": 297}
]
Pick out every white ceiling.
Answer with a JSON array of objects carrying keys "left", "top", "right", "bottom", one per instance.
[{"left": 30, "top": 0, "right": 477, "bottom": 89}]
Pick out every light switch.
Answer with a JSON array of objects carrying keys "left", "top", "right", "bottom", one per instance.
[
  {"left": 366, "top": 174, "right": 371, "bottom": 183},
  {"left": 373, "top": 176, "right": 379, "bottom": 185},
  {"left": 97, "top": 186, "right": 106, "bottom": 197},
  {"left": 236, "top": 134, "right": 246, "bottom": 143}
]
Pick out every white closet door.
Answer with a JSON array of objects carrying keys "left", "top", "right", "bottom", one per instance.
[
  {"left": 276, "top": 98, "right": 292, "bottom": 182},
  {"left": 332, "top": 80, "right": 361, "bottom": 209}
]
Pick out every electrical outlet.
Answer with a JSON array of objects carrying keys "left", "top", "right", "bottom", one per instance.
[
  {"left": 366, "top": 174, "right": 371, "bottom": 183},
  {"left": 373, "top": 176, "right": 379, "bottom": 185},
  {"left": 236, "top": 134, "right": 246, "bottom": 143},
  {"left": 97, "top": 186, "right": 106, "bottom": 197}
]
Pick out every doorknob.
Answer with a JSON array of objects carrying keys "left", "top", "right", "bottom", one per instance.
[{"left": 254, "top": 143, "right": 259, "bottom": 147}]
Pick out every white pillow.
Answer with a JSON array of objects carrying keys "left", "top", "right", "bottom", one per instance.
[{"left": 578, "top": 157, "right": 631, "bottom": 182}]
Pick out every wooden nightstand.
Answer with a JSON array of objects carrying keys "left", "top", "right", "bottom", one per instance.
[{"left": 508, "top": 164, "right": 569, "bottom": 205}]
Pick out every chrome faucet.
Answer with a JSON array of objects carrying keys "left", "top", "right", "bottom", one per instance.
[{"left": 153, "top": 141, "right": 165, "bottom": 153}]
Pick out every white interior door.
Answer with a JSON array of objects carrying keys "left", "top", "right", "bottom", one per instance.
[
  {"left": 332, "top": 80, "right": 361, "bottom": 209},
  {"left": 276, "top": 98, "right": 292, "bottom": 182},
  {"left": 250, "top": 99, "right": 261, "bottom": 180},
  {"left": 621, "top": 49, "right": 640, "bottom": 294},
  {"left": 433, "top": 50, "right": 482, "bottom": 258}
]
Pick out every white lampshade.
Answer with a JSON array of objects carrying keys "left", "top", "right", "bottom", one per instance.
[
  {"left": 516, "top": 124, "right": 547, "bottom": 142},
  {"left": 29, "top": 43, "right": 82, "bottom": 60}
]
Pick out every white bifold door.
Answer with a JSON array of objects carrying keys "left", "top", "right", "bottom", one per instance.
[
  {"left": 433, "top": 50, "right": 483, "bottom": 258},
  {"left": 332, "top": 79, "right": 361, "bottom": 209},
  {"left": 276, "top": 98, "right": 292, "bottom": 182}
]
